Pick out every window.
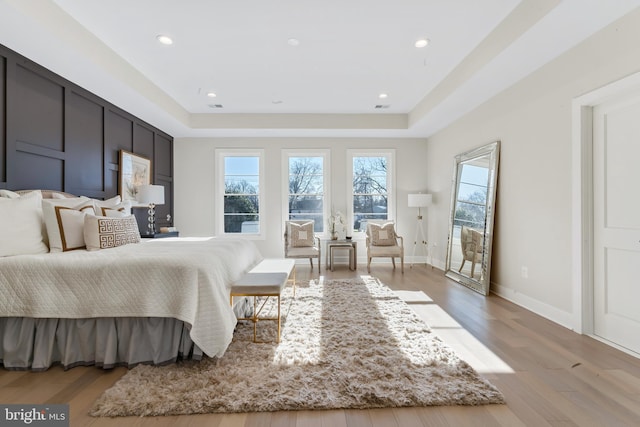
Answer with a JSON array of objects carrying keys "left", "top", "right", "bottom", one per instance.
[
  {"left": 283, "top": 150, "right": 329, "bottom": 233},
  {"left": 348, "top": 150, "right": 395, "bottom": 233},
  {"left": 216, "top": 150, "right": 264, "bottom": 237}
]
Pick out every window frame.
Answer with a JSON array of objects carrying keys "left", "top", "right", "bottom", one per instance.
[
  {"left": 282, "top": 149, "right": 331, "bottom": 237},
  {"left": 347, "top": 149, "right": 396, "bottom": 236},
  {"left": 215, "top": 148, "right": 265, "bottom": 239}
]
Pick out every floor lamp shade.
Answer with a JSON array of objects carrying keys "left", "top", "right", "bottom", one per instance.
[{"left": 408, "top": 193, "right": 432, "bottom": 208}]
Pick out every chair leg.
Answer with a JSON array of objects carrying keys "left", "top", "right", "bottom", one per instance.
[
  {"left": 367, "top": 257, "right": 372, "bottom": 273},
  {"left": 401, "top": 257, "right": 404, "bottom": 273},
  {"left": 459, "top": 260, "right": 466, "bottom": 272},
  {"left": 309, "top": 258, "right": 313, "bottom": 269},
  {"left": 471, "top": 260, "right": 476, "bottom": 278},
  {"left": 391, "top": 257, "right": 396, "bottom": 269}
]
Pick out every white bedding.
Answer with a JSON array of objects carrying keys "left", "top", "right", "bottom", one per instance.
[{"left": 0, "top": 237, "right": 263, "bottom": 358}]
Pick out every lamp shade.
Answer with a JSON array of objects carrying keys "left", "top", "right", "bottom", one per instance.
[
  {"left": 137, "top": 185, "right": 165, "bottom": 205},
  {"left": 408, "top": 193, "right": 432, "bottom": 208}
]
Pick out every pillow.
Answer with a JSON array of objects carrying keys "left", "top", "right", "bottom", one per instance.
[
  {"left": 289, "top": 221, "right": 315, "bottom": 247},
  {"left": 51, "top": 191, "right": 72, "bottom": 199},
  {"left": 0, "top": 189, "right": 21, "bottom": 199},
  {"left": 92, "top": 195, "right": 122, "bottom": 209},
  {"left": 42, "top": 197, "right": 91, "bottom": 252},
  {"left": 84, "top": 214, "right": 141, "bottom": 251},
  {"left": 97, "top": 200, "right": 132, "bottom": 217},
  {"left": 369, "top": 222, "right": 396, "bottom": 246},
  {"left": 0, "top": 191, "right": 49, "bottom": 256},
  {"left": 54, "top": 204, "right": 96, "bottom": 251}
]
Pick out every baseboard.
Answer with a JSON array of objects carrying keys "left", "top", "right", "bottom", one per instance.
[{"left": 491, "top": 283, "right": 574, "bottom": 331}]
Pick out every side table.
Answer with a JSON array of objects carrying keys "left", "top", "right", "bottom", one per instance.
[
  {"left": 326, "top": 240, "right": 357, "bottom": 271},
  {"left": 141, "top": 231, "right": 179, "bottom": 239}
]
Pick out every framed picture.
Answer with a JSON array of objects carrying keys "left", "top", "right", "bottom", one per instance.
[{"left": 119, "top": 150, "right": 151, "bottom": 203}]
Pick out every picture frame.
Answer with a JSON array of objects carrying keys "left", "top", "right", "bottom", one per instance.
[{"left": 119, "top": 150, "right": 151, "bottom": 203}]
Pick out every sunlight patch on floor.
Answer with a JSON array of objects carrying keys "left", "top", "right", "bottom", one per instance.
[{"left": 398, "top": 291, "right": 514, "bottom": 375}]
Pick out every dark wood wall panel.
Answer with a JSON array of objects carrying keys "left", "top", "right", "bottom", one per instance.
[
  {"left": 105, "top": 109, "right": 134, "bottom": 197},
  {"left": 13, "top": 151, "right": 63, "bottom": 191},
  {"left": 66, "top": 91, "right": 105, "bottom": 198},
  {"left": 0, "top": 55, "right": 5, "bottom": 185},
  {"left": 106, "top": 110, "right": 134, "bottom": 160},
  {"left": 155, "top": 134, "right": 172, "bottom": 177},
  {"left": 13, "top": 65, "right": 64, "bottom": 152},
  {"left": 134, "top": 123, "right": 154, "bottom": 161},
  {"left": 1, "top": 43, "right": 174, "bottom": 227}
]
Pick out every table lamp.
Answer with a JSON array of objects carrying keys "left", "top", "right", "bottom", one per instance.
[{"left": 137, "top": 184, "right": 165, "bottom": 235}]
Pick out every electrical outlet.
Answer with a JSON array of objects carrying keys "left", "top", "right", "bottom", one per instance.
[{"left": 521, "top": 266, "right": 528, "bottom": 279}]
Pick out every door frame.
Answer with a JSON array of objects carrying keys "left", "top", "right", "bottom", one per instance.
[{"left": 572, "top": 70, "right": 640, "bottom": 342}]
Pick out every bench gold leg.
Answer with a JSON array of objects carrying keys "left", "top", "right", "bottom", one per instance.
[
  {"left": 253, "top": 296, "right": 258, "bottom": 343},
  {"left": 277, "top": 295, "right": 281, "bottom": 343}
]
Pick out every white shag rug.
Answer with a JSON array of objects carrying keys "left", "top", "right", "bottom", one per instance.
[{"left": 90, "top": 276, "right": 504, "bottom": 417}]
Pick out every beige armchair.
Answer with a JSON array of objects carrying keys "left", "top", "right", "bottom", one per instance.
[
  {"left": 459, "top": 226, "right": 484, "bottom": 278},
  {"left": 365, "top": 221, "right": 404, "bottom": 273},
  {"left": 284, "top": 220, "right": 321, "bottom": 269}
]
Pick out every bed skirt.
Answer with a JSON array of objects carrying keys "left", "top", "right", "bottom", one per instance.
[{"left": 0, "top": 298, "right": 252, "bottom": 371}]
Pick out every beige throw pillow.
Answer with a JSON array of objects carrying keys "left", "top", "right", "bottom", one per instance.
[
  {"left": 289, "top": 221, "right": 315, "bottom": 247},
  {"left": 369, "top": 222, "right": 396, "bottom": 246},
  {"left": 84, "top": 214, "right": 141, "bottom": 251}
]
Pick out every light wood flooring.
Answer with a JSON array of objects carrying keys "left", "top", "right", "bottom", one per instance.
[{"left": 2, "top": 264, "right": 640, "bottom": 426}]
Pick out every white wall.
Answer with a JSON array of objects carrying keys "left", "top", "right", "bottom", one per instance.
[
  {"left": 174, "top": 137, "right": 428, "bottom": 260},
  {"left": 425, "top": 7, "right": 640, "bottom": 328}
]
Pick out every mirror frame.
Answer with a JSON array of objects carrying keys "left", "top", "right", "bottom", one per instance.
[{"left": 444, "top": 141, "right": 500, "bottom": 295}]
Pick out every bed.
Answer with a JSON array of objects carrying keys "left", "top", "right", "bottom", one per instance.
[{"left": 0, "top": 190, "right": 263, "bottom": 371}]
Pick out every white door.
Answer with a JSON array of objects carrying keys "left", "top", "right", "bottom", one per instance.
[{"left": 593, "top": 92, "right": 640, "bottom": 355}]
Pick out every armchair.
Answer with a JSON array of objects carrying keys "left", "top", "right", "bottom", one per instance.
[
  {"left": 284, "top": 220, "right": 321, "bottom": 269},
  {"left": 458, "top": 226, "right": 484, "bottom": 278},
  {"left": 365, "top": 220, "right": 404, "bottom": 273}
]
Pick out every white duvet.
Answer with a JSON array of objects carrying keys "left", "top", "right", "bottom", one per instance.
[{"left": 0, "top": 237, "right": 263, "bottom": 358}]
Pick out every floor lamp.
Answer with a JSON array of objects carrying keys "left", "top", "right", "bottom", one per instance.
[{"left": 408, "top": 193, "right": 432, "bottom": 267}]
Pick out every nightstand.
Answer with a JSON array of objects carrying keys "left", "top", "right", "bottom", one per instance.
[{"left": 141, "top": 231, "right": 179, "bottom": 239}]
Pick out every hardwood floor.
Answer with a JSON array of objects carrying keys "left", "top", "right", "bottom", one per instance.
[{"left": 2, "top": 264, "right": 640, "bottom": 426}]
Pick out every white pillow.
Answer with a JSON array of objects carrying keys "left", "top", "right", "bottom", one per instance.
[
  {"left": 54, "top": 204, "right": 96, "bottom": 251},
  {"left": 92, "top": 195, "right": 121, "bottom": 209},
  {"left": 51, "top": 192, "right": 71, "bottom": 199},
  {"left": 84, "top": 214, "right": 141, "bottom": 251},
  {"left": 96, "top": 200, "right": 132, "bottom": 217},
  {"left": 0, "top": 189, "right": 21, "bottom": 199},
  {"left": 0, "top": 191, "right": 49, "bottom": 256},
  {"left": 42, "top": 197, "right": 92, "bottom": 252}
]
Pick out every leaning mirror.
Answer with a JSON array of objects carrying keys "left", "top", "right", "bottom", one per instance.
[{"left": 445, "top": 141, "right": 500, "bottom": 295}]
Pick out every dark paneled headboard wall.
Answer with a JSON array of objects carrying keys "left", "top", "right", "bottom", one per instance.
[{"left": 0, "top": 43, "right": 174, "bottom": 229}]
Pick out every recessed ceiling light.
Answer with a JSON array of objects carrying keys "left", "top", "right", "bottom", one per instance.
[
  {"left": 206, "top": 92, "right": 217, "bottom": 98},
  {"left": 378, "top": 93, "right": 388, "bottom": 99},
  {"left": 287, "top": 38, "right": 300, "bottom": 46},
  {"left": 415, "top": 38, "right": 429, "bottom": 48},
  {"left": 156, "top": 35, "right": 173, "bottom": 45}
]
